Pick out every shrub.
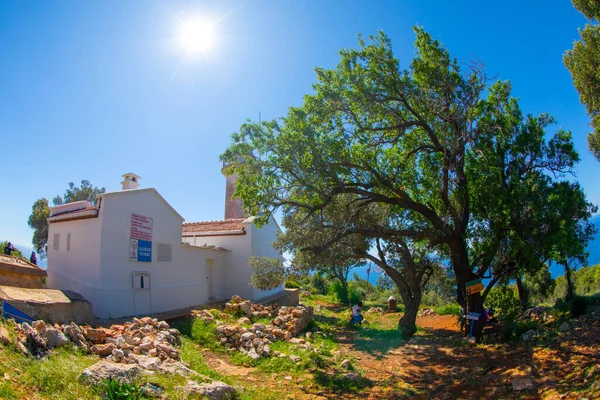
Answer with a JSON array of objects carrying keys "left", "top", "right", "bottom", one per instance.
[
  {"left": 570, "top": 295, "right": 588, "bottom": 318},
  {"left": 328, "top": 281, "right": 349, "bottom": 304},
  {"left": 248, "top": 256, "right": 285, "bottom": 291},
  {"left": 435, "top": 303, "right": 462, "bottom": 316},
  {"left": 311, "top": 273, "right": 329, "bottom": 295},
  {"left": 103, "top": 379, "right": 144, "bottom": 400},
  {"left": 485, "top": 285, "right": 520, "bottom": 321},
  {"left": 284, "top": 280, "right": 300, "bottom": 289},
  {"left": 501, "top": 320, "right": 540, "bottom": 342}
]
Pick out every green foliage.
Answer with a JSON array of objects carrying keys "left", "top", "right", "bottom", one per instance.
[
  {"left": 103, "top": 379, "right": 144, "bottom": 400},
  {"left": 171, "top": 319, "right": 222, "bottom": 352},
  {"left": 522, "top": 266, "right": 556, "bottom": 305},
  {"left": 52, "top": 180, "right": 106, "bottom": 206},
  {"left": 501, "top": 320, "right": 541, "bottom": 342},
  {"left": 284, "top": 279, "right": 300, "bottom": 289},
  {"left": 327, "top": 280, "right": 361, "bottom": 305},
  {"left": 311, "top": 272, "right": 329, "bottom": 295},
  {"left": 565, "top": 0, "right": 600, "bottom": 160},
  {"left": 27, "top": 198, "right": 49, "bottom": 258},
  {"left": 484, "top": 285, "right": 520, "bottom": 321},
  {"left": 1, "top": 241, "right": 24, "bottom": 259},
  {"left": 434, "top": 303, "right": 462, "bottom": 316},
  {"left": 221, "top": 26, "right": 594, "bottom": 345},
  {"left": 575, "top": 264, "right": 600, "bottom": 295},
  {"left": 248, "top": 256, "right": 285, "bottom": 291}
]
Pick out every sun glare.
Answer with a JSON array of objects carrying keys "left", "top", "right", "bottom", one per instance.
[{"left": 178, "top": 17, "right": 216, "bottom": 54}]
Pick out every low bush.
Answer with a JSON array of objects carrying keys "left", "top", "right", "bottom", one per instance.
[
  {"left": 485, "top": 285, "right": 520, "bottom": 321},
  {"left": 284, "top": 280, "right": 300, "bottom": 289},
  {"left": 501, "top": 320, "right": 540, "bottom": 342},
  {"left": 435, "top": 303, "right": 462, "bottom": 316},
  {"left": 103, "top": 379, "right": 144, "bottom": 400}
]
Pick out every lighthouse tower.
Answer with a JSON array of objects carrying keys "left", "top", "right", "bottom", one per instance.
[{"left": 222, "top": 163, "right": 245, "bottom": 220}]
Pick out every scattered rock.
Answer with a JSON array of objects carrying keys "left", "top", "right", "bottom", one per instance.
[
  {"left": 0, "top": 327, "right": 11, "bottom": 345},
  {"left": 418, "top": 308, "right": 436, "bottom": 317},
  {"left": 341, "top": 371, "right": 362, "bottom": 382},
  {"left": 178, "top": 379, "right": 237, "bottom": 400},
  {"left": 91, "top": 343, "right": 116, "bottom": 357},
  {"left": 43, "top": 327, "right": 70, "bottom": 348},
  {"left": 84, "top": 328, "right": 107, "bottom": 344},
  {"left": 511, "top": 377, "right": 535, "bottom": 391},
  {"left": 239, "top": 302, "right": 252, "bottom": 317},
  {"left": 81, "top": 360, "right": 143, "bottom": 385},
  {"left": 237, "top": 317, "right": 251, "bottom": 325},
  {"left": 559, "top": 322, "right": 570, "bottom": 332},
  {"left": 340, "top": 359, "right": 352, "bottom": 370}
]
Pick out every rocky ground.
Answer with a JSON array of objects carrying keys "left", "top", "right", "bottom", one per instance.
[{"left": 1, "top": 296, "right": 599, "bottom": 399}]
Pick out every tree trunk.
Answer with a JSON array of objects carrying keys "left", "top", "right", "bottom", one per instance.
[
  {"left": 516, "top": 276, "right": 528, "bottom": 311},
  {"left": 398, "top": 293, "right": 420, "bottom": 339},
  {"left": 340, "top": 277, "right": 350, "bottom": 306},
  {"left": 450, "top": 237, "right": 485, "bottom": 342},
  {"left": 564, "top": 262, "right": 575, "bottom": 301}
]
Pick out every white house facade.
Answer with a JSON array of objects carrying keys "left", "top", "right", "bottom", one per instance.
[{"left": 47, "top": 172, "right": 283, "bottom": 320}]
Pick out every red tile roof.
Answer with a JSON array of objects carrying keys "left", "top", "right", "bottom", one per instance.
[
  {"left": 51, "top": 205, "right": 97, "bottom": 217},
  {"left": 182, "top": 218, "right": 246, "bottom": 236}
]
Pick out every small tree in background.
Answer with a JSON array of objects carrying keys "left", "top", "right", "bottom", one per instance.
[
  {"left": 27, "top": 180, "right": 105, "bottom": 259},
  {"left": 248, "top": 256, "right": 285, "bottom": 291},
  {"left": 27, "top": 198, "right": 50, "bottom": 258}
]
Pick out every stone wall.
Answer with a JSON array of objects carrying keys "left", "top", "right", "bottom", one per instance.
[{"left": 0, "top": 270, "right": 44, "bottom": 289}]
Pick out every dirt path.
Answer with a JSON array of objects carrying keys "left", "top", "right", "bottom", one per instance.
[{"left": 197, "top": 306, "right": 600, "bottom": 399}]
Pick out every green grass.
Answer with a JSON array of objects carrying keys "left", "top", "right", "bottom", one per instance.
[
  {"left": 171, "top": 318, "right": 223, "bottom": 352},
  {"left": 0, "top": 342, "right": 99, "bottom": 400}
]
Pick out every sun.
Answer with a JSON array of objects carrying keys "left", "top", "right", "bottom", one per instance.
[{"left": 178, "top": 16, "right": 216, "bottom": 54}]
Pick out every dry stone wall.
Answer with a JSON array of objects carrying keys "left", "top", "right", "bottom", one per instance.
[{"left": 214, "top": 296, "right": 314, "bottom": 358}]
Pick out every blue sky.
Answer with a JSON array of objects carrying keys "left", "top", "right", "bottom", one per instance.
[{"left": 1, "top": 0, "right": 598, "bottom": 259}]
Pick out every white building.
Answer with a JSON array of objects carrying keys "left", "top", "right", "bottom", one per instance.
[{"left": 47, "top": 172, "right": 282, "bottom": 320}]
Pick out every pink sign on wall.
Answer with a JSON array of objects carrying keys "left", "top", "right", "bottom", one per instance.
[{"left": 130, "top": 213, "right": 153, "bottom": 242}]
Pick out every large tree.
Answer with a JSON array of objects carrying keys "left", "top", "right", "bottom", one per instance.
[
  {"left": 27, "top": 180, "right": 105, "bottom": 259},
  {"left": 222, "top": 28, "right": 589, "bottom": 341},
  {"left": 275, "top": 195, "right": 367, "bottom": 306},
  {"left": 565, "top": 0, "right": 600, "bottom": 161}
]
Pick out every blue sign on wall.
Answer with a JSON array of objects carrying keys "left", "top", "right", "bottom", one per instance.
[{"left": 137, "top": 240, "right": 152, "bottom": 262}]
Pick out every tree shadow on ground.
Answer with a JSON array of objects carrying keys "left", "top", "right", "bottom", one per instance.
[
  {"left": 311, "top": 369, "right": 373, "bottom": 395},
  {"left": 352, "top": 327, "right": 405, "bottom": 357}
]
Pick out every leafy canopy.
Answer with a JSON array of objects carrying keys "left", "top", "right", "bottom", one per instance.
[{"left": 565, "top": 0, "right": 600, "bottom": 161}]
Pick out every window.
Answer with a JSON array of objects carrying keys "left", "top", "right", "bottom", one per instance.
[
  {"left": 53, "top": 233, "right": 60, "bottom": 250},
  {"left": 133, "top": 272, "right": 150, "bottom": 290},
  {"left": 157, "top": 243, "right": 172, "bottom": 262},
  {"left": 67, "top": 233, "right": 71, "bottom": 251}
]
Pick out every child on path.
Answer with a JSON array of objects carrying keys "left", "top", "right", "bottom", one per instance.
[{"left": 350, "top": 301, "right": 364, "bottom": 325}]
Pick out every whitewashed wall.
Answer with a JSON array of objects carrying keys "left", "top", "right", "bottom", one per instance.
[
  {"left": 48, "top": 189, "right": 228, "bottom": 320},
  {"left": 183, "top": 228, "right": 254, "bottom": 300},
  {"left": 47, "top": 215, "right": 103, "bottom": 310},
  {"left": 183, "top": 216, "right": 284, "bottom": 301},
  {"left": 95, "top": 189, "right": 227, "bottom": 319}
]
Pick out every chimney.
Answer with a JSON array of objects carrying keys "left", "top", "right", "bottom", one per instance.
[
  {"left": 121, "top": 173, "right": 141, "bottom": 190},
  {"left": 221, "top": 162, "right": 245, "bottom": 219}
]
